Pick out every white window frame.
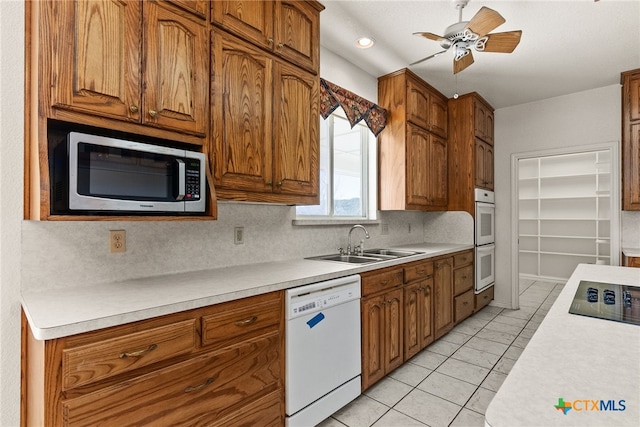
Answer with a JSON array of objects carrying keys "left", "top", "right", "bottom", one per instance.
[{"left": 295, "top": 110, "right": 377, "bottom": 222}]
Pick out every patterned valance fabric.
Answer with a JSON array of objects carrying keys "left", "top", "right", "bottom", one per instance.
[{"left": 319, "top": 79, "right": 387, "bottom": 136}]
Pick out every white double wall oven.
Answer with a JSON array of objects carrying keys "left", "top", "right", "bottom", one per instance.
[{"left": 475, "top": 189, "right": 496, "bottom": 293}]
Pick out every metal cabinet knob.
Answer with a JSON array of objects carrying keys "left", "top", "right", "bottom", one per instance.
[
  {"left": 129, "top": 105, "right": 139, "bottom": 113},
  {"left": 149, "top": 110, "right": 157, "bottom": 117}
]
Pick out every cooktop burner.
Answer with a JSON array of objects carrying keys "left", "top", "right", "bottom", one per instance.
[{"left": 569, "top": 281, "right": 640, "bottom": 326}]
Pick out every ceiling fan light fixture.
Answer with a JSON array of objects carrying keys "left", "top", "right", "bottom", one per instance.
[{"left": 355, "top": 37, "right": 375, "bottom": 49}]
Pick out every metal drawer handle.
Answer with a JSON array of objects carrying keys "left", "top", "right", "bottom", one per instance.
[
  {"left": 417, "top": 269, "right": 425, "bottom": 274},
  {"left": 235, "top": 316, "right": 258, "bottom": 326},
  {"left": 184, "top": 378, "right": 214, "bottom": 393},
  {"left": 379, "top": 280, "right": 389, "bottom": 285},
  {"left": 463, "top": 301, "right": 469, "bottom": 305},
  {"left": 119, "top": 343, "right": 157, "bottom": 359}
]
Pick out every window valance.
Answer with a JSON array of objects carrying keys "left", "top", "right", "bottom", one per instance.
[{"left": 319, "top": 78, "right": 387, "bottom": 136}]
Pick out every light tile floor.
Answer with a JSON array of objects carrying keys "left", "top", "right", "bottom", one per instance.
[{"left": 318, "top": 279, "right": 565, "bottom": 427}]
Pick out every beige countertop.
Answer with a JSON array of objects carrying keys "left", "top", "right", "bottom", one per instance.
[
  {"left": 485, "top": 263, "right": 640, "bottom": 426},
  {"left": 622, "top": 247, "right": 640, "bottom": 257},
  {"left": 22, "top": 242, "right": 472, "bottom": 340}
]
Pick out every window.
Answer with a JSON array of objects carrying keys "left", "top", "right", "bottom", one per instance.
[{"left": 296, "top": 111, "right": 377, "bottom": 219}]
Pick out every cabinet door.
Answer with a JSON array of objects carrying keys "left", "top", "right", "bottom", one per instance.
[
  {"left": 428, "top": 134, "right": 448, "bottom": 207},
  {"left": 211, "top": 0, "right": 273, "bottom": 50},
  {"left": 484, "top": 111, "right": 495, "bottom": 145},
  {"left": 406, "top": 79, "right": 430, "bottom": 130},
  {"left": 419, "top": 280, "right": 434, "bottom": 349},
  {"left": 211, "top": 31, "right": 273, "bottom": 193},
  {"left": 143, "top": 1, "right": 208, "bottom": 135},
  {"left": 384, "top": 288, "right": 404, "bottom": 374},
  {"left": 428, "top": 94, "right": 448, "bottom": 138},
  {"left": 434, "top": 257, "right": 454, "bottom": 338},
  {"left": 273, "top": 0, "right": 320, "bottom": 72},
  {"left": 485, "top": 143, "right": 494, "bottom": 190},
  {"left": 406, "top": 124, "right": 431, "bottom": 207},
  {"left": 403, "top": 282, "right": 421, "bottom": 360},
  {"left": 474, "top": 101, "right": 486, "bottom": 141},
  {"left": 51, "top": 0, "right": 141, "bottom": 121},
  {"left": 475, "top": 139, "right": 487, "bottom": 188},
  {"left": 272, "top": 61, "right": 319, "bottom": 197},
  {"left": 361, "top": 295, "right": 386, "bottom": 390},
  {"left": 169, "top": 0, "right": 208, "bottom": 18}
]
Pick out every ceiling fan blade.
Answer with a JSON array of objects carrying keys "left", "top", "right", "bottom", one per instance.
[
  {"left": 481, "top": 31, "right": 522, "bottom": 53},
  {"left": 413, "top": 31, "right": 446, "bottom": 42},
  {"left": 410, "top": 50, "right": 448, "bottom": 66},
  {"left": 453, "top": 51, "right": 474, "bottom": 74},
  {"left": 466, "top": 6, "right": 506, "bottom": 38}
]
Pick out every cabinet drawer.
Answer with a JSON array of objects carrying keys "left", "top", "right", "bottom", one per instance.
[
  {"left": 454, "top": 290, "right": 475, "bottom": 324},
  {"left": 61, "top": 332, "right": 282, "bottom": 426},
  {"left": 202, "top": 292, "right": 282, "bottom": 350},
  {"left": 362, "top": 268, "right": 404, "bottom": 296},
  {"left": 453, "top": 265, "right": 473, "bottom": 295},
  {"left": 454, "top": 250, "right": 473, "bottom": 268},
  {"left": 475, "top": 286, "right": 494, "bottom": 312},
  {"left": 62, "top": 319, "right": 197, "bottom": 390},
  {"left": 403, "top": 261, "right": 434, "bottom": 283},
  {"left": 211, "top": 389, "right": 283, "bottom": 427}
]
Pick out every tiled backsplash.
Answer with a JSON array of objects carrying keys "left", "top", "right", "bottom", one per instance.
[{"left": 21, "top": 205, "right": 473, "bottom": 292}]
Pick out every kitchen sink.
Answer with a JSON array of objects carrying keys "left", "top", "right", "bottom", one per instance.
[
  {"left": 306, "top": 254, "right": 384, "bottom": 264},
  {"left": 306, "top": 249, "right": 423, "bottom": 264},
  {"left": 363, "top": 249, "right": 423, "bottom": 257}
]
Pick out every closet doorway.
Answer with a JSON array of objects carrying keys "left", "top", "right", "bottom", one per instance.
[{"left": 512, "top": 143, "right": 619, "bottom": 285}]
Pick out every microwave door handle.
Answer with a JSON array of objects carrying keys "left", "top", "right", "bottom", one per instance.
[{"left": 176, "top": 159, "right": 185, "bottom": 201}]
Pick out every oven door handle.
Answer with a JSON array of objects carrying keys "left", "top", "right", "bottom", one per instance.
[{"left": 476, "top": 243, "right": 495, "bottom": 252}]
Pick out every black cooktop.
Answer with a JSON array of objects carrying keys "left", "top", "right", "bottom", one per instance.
[{"left": 569, "top": 281, "right": 640, "bottom": 326}]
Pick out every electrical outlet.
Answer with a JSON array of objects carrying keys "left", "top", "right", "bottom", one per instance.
[
  {"left": 381, "top": 223, "right": 389, "bottom": 235},
  {"left": 110, "top": 230, "right": 126, "bottom": 253},
  {"left": 234, "top": 227, "right": 244, "bottom": 245}
]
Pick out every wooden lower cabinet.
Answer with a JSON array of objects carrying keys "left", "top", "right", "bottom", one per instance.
[
  {"left": 361, "top": 268, "right": 404, "bottom": 390},
  {"left": 403, "top": 260, "right": 434, "bottom": 361},
  {"left": 434, "top": 256, "right": 454, "bottom": 339},
  {"left": 22, "top": 292, "right": 284, "bottom": 427}
]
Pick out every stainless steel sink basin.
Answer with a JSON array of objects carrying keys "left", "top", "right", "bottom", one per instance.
[
  {"left": 364, "top": 249, "right": 423, "bottom": 257},
  {"left": 306, "top": 249, "right": 423, "bottom": 264},
  {"left": 306, "top": 254, "right": 384, "bottom": 264}
]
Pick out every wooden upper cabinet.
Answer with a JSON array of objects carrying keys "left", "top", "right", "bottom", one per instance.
[
  {"left": 143, "top": 1, "right": 208, "bottom": 135},
  {"left": 211, "top": 0, "right": 322, "bottom": 73},
  {"left": 406, "top": 79, "right": 430, "bottom": 130},
  {"left": 406, "top": 125, "right": 447, "bottom": 209},
  {"left": 448, "top": 92, "right": 495, "bottom": 215},
  {"left": 475, "top": 139, "right": 494, "bottom": 190},
  {"left": 622, "top": 69, "right": 640, "bottom": 210},
  {"left": 378, "top": 68, "right": 448, "bottom": 211},
  {"left": 474, "top": 98, "right": 494, "bottom": 145},
  {"left": 212, "top": 31, "right": 273, "bottom": 194},
  {"left": 429, "top": 94, "right": 448, "bottom": 138},
  {"left": 50, "top": 0, "right": 141, "bottom": 122},
  {"left": 211, "top": 30, "right": 319, "bottom": 204},
  {"left": 50, "top": 0, "right": 208, "bottom": 136},
  {"left": 273, "top": 61, "right": 319, "bottom": 197}
]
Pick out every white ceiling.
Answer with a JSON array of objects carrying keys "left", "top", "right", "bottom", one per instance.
[{"left": 319, "top": 0, "right": 640, "bottom": 109}]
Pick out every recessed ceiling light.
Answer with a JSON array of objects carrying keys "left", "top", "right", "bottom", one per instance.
[{"left": 355, "top": 37, "right": 375, "bottom": 49}]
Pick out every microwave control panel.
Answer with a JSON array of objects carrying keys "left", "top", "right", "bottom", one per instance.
[{"left": 186, "top": 160, "right": 201, "bottom": 200}]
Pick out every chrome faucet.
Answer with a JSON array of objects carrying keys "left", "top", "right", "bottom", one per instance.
[{"left": 347, "top": 224, "right": 370, "bottom": 255}]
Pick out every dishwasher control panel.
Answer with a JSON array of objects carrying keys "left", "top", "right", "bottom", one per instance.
[{"left": 286, "top": 275, "right": 361, "bottom": 319}]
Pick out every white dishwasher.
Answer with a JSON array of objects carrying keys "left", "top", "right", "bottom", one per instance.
[{"left": 285, "top": 275, "right": 361, "bottom": 427}]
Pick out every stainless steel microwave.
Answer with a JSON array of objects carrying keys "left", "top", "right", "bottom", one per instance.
[{"left": 52, "top": 132, "right": 206, "bottom": 214}]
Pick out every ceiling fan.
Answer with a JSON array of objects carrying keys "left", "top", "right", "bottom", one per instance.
[{"left": 411, "top": 0, "right": 522, "bottom": 74}]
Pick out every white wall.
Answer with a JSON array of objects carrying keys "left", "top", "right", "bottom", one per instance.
[
  {"left": 0, "top": 2, "right": 25, "bottom": 426},
  {"left": 494, "top": 84, "right": 622, "bottom": 308}
]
